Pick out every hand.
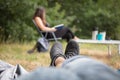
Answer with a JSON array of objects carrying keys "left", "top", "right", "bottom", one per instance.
[{"left": 51, "top": 27, "right": 57, "bottom": 32}]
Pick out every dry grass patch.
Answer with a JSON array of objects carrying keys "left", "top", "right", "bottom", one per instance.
[
  {"left": 80, "top": 44, "right": 120, "bottom": 69},
  {"left": 0, "top": 42, "right": 120, "bottom": 71}
]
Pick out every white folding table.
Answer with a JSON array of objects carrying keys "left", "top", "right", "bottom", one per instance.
[{"left": 76, "top": 39, "right": 120, "bottom": 56}]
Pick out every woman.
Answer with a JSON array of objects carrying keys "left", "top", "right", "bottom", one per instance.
[
  {"left": 28, "top": 7, "right": 79, "bottom": 53},
  {"left": 33, "top": 7, "right": 78, "bottom": 41}
]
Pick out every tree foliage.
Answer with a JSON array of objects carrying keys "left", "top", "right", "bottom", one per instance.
[
  {"left": 0, "top": 0, "right": 120, "bottom": 43},
  {"left": 48, "top": 0, "right": 120, "bottom": 39},
  {"left": 0, "top": 0, "right": 35, "bottom": 42},
  {"left": 0, "top": 0, "right": 75, "bottom": 43}
]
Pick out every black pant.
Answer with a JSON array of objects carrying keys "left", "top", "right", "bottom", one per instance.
[{"left": 43, "top": 27, "right": 75, "bottom": 42}]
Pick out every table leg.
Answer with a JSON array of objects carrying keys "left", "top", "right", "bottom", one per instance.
[{"left": 118, "top": 44, "right": 120, "bottom": 54}]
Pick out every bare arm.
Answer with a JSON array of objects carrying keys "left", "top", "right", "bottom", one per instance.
[{"left": 34, "top": 17, "right": 56, "bottom": 32}]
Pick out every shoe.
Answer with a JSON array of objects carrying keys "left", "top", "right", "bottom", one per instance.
[
  {"left": 50, "top": 42, "right": 66, "bottom": 66},
  {"left": 27, "top": 49, "right": 34, "bottom": 54},
  {"left": 65, "top": 40, "right": 79, "bottom": 59}
]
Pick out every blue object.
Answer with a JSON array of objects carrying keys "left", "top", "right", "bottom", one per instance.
[
  {"left": 97, "top": 33, "right": 103, "bottom": 40},
  {"left": 55, "top": 26, "right": 63, "bottom": 30}
]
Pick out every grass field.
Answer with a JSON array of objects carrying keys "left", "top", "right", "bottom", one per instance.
[{"left": 0, "top": 41, "right": 120, "bottom": 71}]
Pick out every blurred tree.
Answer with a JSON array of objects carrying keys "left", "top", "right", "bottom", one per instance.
[
  {"left": 46, "top": 3, "right": 76, "bottom": 27},
  {"left": 0, "top": 0, "right": 35, "bottom": 42},
  {"left": 0, "top": 0, "right": 75, "bottom": 43},
  {"left": 48, "top": 0, "right": 120, "bottom": 39},
  {"left": 0, "top": 0, "right": 120, "bottom": 43}
]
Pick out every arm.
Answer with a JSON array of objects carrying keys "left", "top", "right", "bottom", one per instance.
[{"left": 34, "top": 17, "right": 56, "bottom": 32}]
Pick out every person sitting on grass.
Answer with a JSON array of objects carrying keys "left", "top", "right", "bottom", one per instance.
[{"left": 17, "top": 40, "right": 120, "bottom": 80}]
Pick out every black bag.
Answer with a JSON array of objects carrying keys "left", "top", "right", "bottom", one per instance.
[{"left": 37, "top": 38, "right": 49, "bottom": 52}]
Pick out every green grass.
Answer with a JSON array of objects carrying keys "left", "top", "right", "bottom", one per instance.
[{"left": 0, "top": 42, "right": 120, "bottom": 71}]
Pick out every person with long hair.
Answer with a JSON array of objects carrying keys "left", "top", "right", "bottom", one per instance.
[
  {"left": 33, "top": 7, "right": 79, "bottom": 41},
  {"left": 28, "top": 7, "right": 79, "bottom": 53}
]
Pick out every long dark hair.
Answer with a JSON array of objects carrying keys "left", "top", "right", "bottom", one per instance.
[{"left": 33, "top": 7, "right": 46, "bottom": 25}]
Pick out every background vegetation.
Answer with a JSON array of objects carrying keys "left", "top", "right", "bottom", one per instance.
[{"left": 1, "top": 0, "right": 120, "bottom": 43}]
